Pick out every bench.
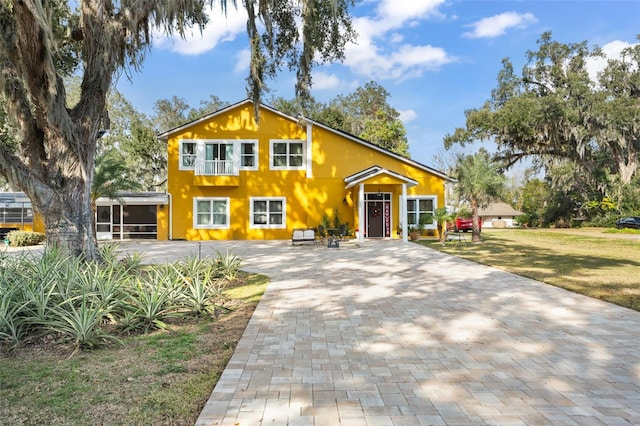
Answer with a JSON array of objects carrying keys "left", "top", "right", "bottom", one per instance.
[{"left": 291, "top": 228, "right": 317, "bottom": 245}]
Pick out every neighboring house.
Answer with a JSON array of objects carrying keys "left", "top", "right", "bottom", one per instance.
[
  {"left": 158, "top": 99, "right": 453, "bottom": 242},
  {"left": 478, "top": 202, "right": 522, "bottom": 228},
  {"left": 0, "top": 192, "right": 38, "bottom": 238},
  {"left": 1, "top": 191, "right": 167, "bottom": 241}
]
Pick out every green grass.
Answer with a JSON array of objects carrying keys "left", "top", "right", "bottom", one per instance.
[
  {"left": 417, "top": 228, "right": 640, "bottom": 311},
  {"left": 223, "top": 272, "right": 269, "bottom": 303},
  {"left": 0, "top": 273, "right": 270, "bottom": 426}
]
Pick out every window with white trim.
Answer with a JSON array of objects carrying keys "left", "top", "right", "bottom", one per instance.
[
  {"left": 193, "top": 198, "right": 229, "bottom": 229},
  {"left": 250, "top": 197, "right": 286, "bottom": 228},
  {"left": 202, "top": 142, "right": 234, "bottom": 175},
  {"left": 179, "top": 141, "right": 197, "bottom": 170},
  {"left": 240, "top": 141, "right": 258, "bottom": 170},
  {"left": 406, "top": 197, "right": 436, "bottom": 228},
  {"left": 270, "top": 140, "right": 305, "bottom": 169},
  {"left": 179, "top": 139, "right": 258, "bottom": 174}
]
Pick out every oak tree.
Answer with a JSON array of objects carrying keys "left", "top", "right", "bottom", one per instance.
[
  {"left": 445, "top": 32, "right": 640, "bottom": 190},
  {"left": 0, "top": 0, "right": 355, "bottom": 258}
]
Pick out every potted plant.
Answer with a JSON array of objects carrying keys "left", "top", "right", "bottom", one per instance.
[
  {"left": 408, "top": 225, "right": 420, "bottom": 240},
  {"left": 409, "top": 214, "right": 430, "bottom": 240}
]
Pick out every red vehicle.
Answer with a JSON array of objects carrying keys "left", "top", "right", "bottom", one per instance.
[{"left": 451, "top": 217, "right": 482, "bottom": 233}]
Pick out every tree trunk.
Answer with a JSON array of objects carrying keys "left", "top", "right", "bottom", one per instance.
[
  {"left": 26, "top": 178, "right": 98, "bottom": 259},
  {"left": 40, "top": 198, "right": 98, "bottom": 260},
  {"left": 471, "top": 199, "right": 482, "bottom": 243}
]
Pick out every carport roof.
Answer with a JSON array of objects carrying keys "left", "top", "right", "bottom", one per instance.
[{"left": 95, "top": 192, "right": 168, "bottom": 205}]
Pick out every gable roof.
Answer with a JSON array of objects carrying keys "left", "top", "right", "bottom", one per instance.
[
  {"left": 157, "top": 99, "right": 454, "bottom": 182},
  {"left": 344, "top": 165, "right": 418, "bottom": 189},
  {"left": 478, "top": 202, "right": 522, "bottom": 216}
]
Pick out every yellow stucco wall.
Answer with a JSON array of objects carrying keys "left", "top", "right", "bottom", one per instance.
[{"left": 164, "top": 102, "right": 448, "bottom": 240}]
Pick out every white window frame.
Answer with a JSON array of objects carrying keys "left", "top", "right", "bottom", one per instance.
[
  {"left": 193, "top": 197, "right": 230, "bottom": 229},
  {"left": 179, "top": 139, "right": 258, "bottom": 174},
  {"left": 240, "top": 140, "right": 258, "bottom": 170},
  {"left": 250, "top": 197, "right": 286, "bottom": 229},
  {"left": 403, "top": 196, "right": 437, "bottom": 230},
  {"left": 179, "top": 140, "right": 197, "bottom": 170},
  {"left": 270, "top": 139, "right": 306, "bottom": 170}
]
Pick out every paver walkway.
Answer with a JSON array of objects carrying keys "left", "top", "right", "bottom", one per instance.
[{"left": 124, "top": 239, "right": 640, "bottom": 425}]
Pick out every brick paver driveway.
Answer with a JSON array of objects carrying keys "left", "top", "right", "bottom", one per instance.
[{"left": 124, "top": 239, "right": 640, "bottom": 425}]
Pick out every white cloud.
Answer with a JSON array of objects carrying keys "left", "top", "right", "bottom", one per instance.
[
  {"left": 389, "top": 33, "right": 404, "bottom": 44},
  {"left": 586, "top": 40, "right": 635, "bottom": 82},
  {"left": 375, "top": 0, "right": 445, "bottom": 29},
  {"left": 463, "top": 11, "right": 537, "bottom": 39},
  {"left": 343, "top": 0, "right": 454, "bottom": 81},
  {"left": 234, "top": 49, "right": 251, "bottom": 72},
  {"left": 399, "top": 109, "right": 418, "bottom": 123},
  {"left": 312, "top": 72, "right": 342, "bottom": 90},
  {"left": 154, "top": 5, "right": 247, "bottom": 55}
]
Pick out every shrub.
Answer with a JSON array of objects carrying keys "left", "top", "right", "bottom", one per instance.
[
  {"left": 0, "top": 246, "right": 242, "bottom": 351},
  {"left": 6, "top": 230, "right": 45, "bottom": 247},
  {"left": 584, "top": 213, "right": 619, "bottom": 228}
]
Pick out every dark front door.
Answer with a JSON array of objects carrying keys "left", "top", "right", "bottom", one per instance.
[{"left": 367, "top": 201, "right": 384, "bottom": 237}]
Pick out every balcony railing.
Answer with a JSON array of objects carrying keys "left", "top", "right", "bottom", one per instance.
[{"left": 195, "top": 160, "right": 237, "bottom": 176}]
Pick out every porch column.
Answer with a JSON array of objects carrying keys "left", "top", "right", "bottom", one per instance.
[
  {"left": 402, "top": 183, "right": 408, "bottom": 243},
  {"left": 358, "top": 183, "right": 365, "bottom": 243}
]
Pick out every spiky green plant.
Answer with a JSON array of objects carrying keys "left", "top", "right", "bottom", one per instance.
[
  {"left": 215, "top": 250, "right": 241, "bottom": 281},
  {"left": 72, "top": 261, "right": 128, "bottom": 323},
  {"left": 47, "top": 295, "right": 120, "bottom": 351},
  {"left": 0, "top": 286, "right": 29, "bottom": 347},
  {"left": 119, "top": 251, "right": 146, "bottom": 273},
  {"left": 169, "top": 263, "right": 226, "bottom": 317},
  {"left": 98, "top": 243, "right": 121, "bottom": 265},
  {"left": 121, "top": 272, "right": 183, "bottom": 332}
]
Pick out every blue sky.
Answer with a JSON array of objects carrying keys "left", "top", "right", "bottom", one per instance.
[{"left": 117, "top": 0, "right": 640, "bottom": 170}]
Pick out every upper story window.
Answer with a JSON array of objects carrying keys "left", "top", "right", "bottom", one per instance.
[
  {"left": 178, "top": 139, "right": 257, "bottom": 175},
  {"left": 270, "top": 140, "right": 305, "bottom": 170},
  {"left": 202, "top": 142, "right": 234, "bottom": 175},
  {"left": 250, "top": 197, "right": 286, "bottom": 229},
  {"left": 194, "top": 197, "right": 229, "bottom": 229},
  {"left": 179, "top": 141, "right": 197, "bottom": 170},
  {"left": 406, "top": 197, "right": 436, "bottom": 228},
  {"left": 240, "top": 141, "right": 258, "bottom": 170}
]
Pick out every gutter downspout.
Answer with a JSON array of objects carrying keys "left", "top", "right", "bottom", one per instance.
[{"left": 166, "top": 191, "right": 173, "bottom": 240}]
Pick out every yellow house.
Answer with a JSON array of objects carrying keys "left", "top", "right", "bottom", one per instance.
[
  {"left": 0, "top": 192, "right": 38, "bottom": 238},
  {"left": 158, "top": 99, "right": 453, "bottom": 242}
]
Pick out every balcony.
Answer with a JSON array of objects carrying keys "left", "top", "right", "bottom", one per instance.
[
  {"left": 193, "top": 160, "right": 240, "bottom": 186},
  {"left": 195, "top": 160, "right": 237, "bottom": 176}
]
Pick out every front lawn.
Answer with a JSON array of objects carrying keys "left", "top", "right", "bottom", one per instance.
[
  {"left": 417, "top": 228, "right": 640, "bottom": 311},
  {"left": 0, "top": 250, "right": 268, "bottom": 425}
]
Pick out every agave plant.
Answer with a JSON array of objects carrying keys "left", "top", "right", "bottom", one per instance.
[
  {"left": 119, "top": 251, "right": 146, "bottom": 273},
  {"left": 0, "top": 285, "right": 30, "bottom": 348},
  {"left": 46, "top": 294, "right": 120, "bottom": 351},
  {"left": 121, "top": 271, "right": 183, "bottom": 332},
  {"left": 215, "top": 250, "right": 242, "bottom": 281},
  {"left": 72, "top": 261, "right": 128, "bottom": 323},
  {"left": 169, "top": 262, "right": 226, "bottom": 317},
  {"left": 98, "top": 242, "right": 121, "bottom": 265}
]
